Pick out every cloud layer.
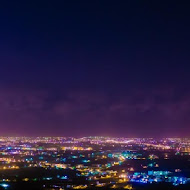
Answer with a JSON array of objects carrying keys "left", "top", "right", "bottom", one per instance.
[{"left": 0, "top": 86, "right": 189, "bottom": 137}]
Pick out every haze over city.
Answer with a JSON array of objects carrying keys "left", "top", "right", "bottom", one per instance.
[{"left": 1, "top": 1, "right": 190, "bottom": 190}]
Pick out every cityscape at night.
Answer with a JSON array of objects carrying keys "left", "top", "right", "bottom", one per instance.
[
  {"left": 0, "top": 137, "right": 189, "bottom": 189},
  {"left": 1, "top": 0, "right": 190, "bottom": 189}
]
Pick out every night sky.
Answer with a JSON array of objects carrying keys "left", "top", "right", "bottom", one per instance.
[{"left": 0, "top": 1, "right": 190, "bottom": 137}]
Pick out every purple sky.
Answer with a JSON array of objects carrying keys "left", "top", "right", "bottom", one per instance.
[{"left": 0, "top": 1, "right": 190, "bottom": 137}]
